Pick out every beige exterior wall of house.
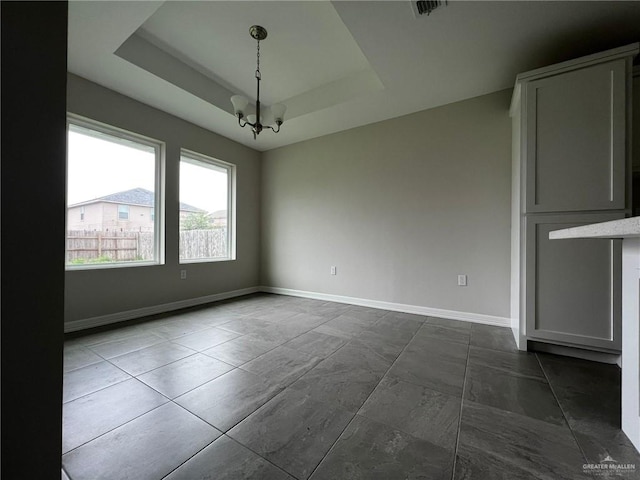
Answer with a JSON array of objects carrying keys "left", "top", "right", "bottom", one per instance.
[
  {"left": 67, "top": 203, "right": 103, "bottom": 230},
  {"left": 111, "top": 203, "right": 153, "bottom": 231},
  {"left": 67, "top": 202, "right": 155, "bottom": 231}
]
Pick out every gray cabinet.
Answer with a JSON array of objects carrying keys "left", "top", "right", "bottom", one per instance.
[
  {"left": 511, "top": 44, "right": 638, "bottom": 353},
  {"left": 524, "top": 213, "right": 623, "bottom": 351},
  {"left": 524, "top": 60, "right": 627, "bottom": 213}
]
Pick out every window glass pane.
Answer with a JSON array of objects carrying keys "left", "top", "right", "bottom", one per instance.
[
  {"left": 118, "top": 205, "right": 130, "bottom": 220},
  {"left": 66, "top": 122, "right": 159, "bottom": 267},
  {"left": 179, "top": 153, "right": 232, "bottom": 262}
]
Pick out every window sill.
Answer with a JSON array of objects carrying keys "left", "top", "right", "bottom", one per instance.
[
  {"left": 178, "top": 257, "right": 235, "bottom": 265},
  {"left": 65, "top": 260, "right": 160, "bottom": 271}
]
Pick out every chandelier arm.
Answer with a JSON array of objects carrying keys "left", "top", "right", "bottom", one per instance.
[{"left": 266, "top": 123, "right": 281, "bottom": 134}]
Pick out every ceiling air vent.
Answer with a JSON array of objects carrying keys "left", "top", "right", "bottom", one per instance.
[{"left": 410, "top": 0, "right": 447, "bottom": 18}]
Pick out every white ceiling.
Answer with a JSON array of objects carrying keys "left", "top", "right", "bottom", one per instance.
[{"left": 68, "top": 1, "right": 640, "bottom": 152}]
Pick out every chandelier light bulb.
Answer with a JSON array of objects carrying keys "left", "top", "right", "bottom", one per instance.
[
  {"left": 271, "top": 103, "right": 286, "bottom": 124},
  {"left": 230, "top": 95, "right": 249, "bottom": 117}
]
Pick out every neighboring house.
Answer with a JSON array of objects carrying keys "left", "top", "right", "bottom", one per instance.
[
  {"left": 210, "top": 209, "right": 227, "bottom": 227},
  {"left": 67, "top": 187, "right": 203, "bottom": 231}
]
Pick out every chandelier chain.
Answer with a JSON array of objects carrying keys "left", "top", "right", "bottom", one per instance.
[{"left": 255, "top": 40, "right": 261, "bottom": 80}]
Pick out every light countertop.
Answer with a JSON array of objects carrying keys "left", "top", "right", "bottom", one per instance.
[{"left": 549, "top": 216, "right": 640, "bottom": 240}]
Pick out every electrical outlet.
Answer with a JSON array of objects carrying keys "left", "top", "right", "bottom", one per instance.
[
  {"left": 180, "top": 270, "right": 187, "bottom": 280},
  {"left": 330, "top": 266, "right": 337, "bottom": 275},
  {"left": 457, "top": 274, "right": 467, "bottom": 286}
]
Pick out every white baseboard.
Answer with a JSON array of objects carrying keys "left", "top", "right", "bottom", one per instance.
[
  {"left": 65, "top": 285, "right": 511, "bottom": 333},
  {"left": 64, "top": 286, "right": 260, "bottom": 333},
  {"left": 260, "top": 286, "right": 510, "bottom": 327},
  {"left": 529, "top": 341, "right": 622, "bottom": 365}
]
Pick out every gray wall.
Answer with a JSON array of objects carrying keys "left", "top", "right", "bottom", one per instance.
[
  {"left": 65, "top": 75, "right": 261, "bottom": 323},
  {"left": 2, "top": 2, "right": 67, "bottom": 476},
  {"left": 261, "top": 89, "right": 513, "bottom": 318},
  {"left": 633, "top": 74, "right": 640, "bottom": 172},
  {"left": 66, "top": 80, "right": 513, "bottom": 323}
]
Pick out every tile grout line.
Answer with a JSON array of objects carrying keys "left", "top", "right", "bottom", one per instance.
[
  {"left": 76, "top": 308, "right": 244, "bottom": 351},
  {"left": 62, "top": 401, "right": 170, "bottom": 458},
  {"left": 65, "top": 306, "right": 339, "bottom": 404},
  {"left": 178, "top": 310, "right": 322, "bottom": 365},
  {"left": 63, "top": 348, "right": 135, "bottom": 405},
  {"left": 207, "top": 378, "right": 315, "bottom": 479},
  {"left": 159, "top": 404, "right": 297, "bottom": 480},
  {"left": 304, "top": 316, "right": 429, "bottom": 480},
  {"left": 217, "top": 321, "right": 358, "bottom": 434},
  {"left": 106, "top": 345, "right": 200, "bottom": 377},
  {"left": 161, "top": 310, "right": 353, "bottom": 479},
  {"left": 62, "top": 305, "right": 328, "bottom": 415},
  {"left": 450, "top": 336, "right": 472, "bottom": 480},
  {"left": 170, "top": 335, "right": 323, "bottom": 405},
  {"left": 65, "top": 338, "right": 235, "bottom": 453},
  {"left": 71, "top": 300, "right": 335, "bottom": 353},
  {"left": 158, "top": 435, "right": 220, "bottom": 480},
  {"left": 62, "top": 298, "right": 465, "bottom": 478},
  {"left": 72, "top": 342, "right": 237, "bottom": 405},
  {"left": 69, "top": 308, "right": 334, "bottom": 403},
  {"left": 176, "top": 383, "right": 284, "bottom": 439},
  {"left": 224, "top": 308, "right": 344, "bottom": 357},
  {"left": 224, "top": 435, "right": 300, "bottom": 480},
  {"left": 66, "top": 295, "right": 609, "bottom": 478},
  {"left": 92, "top": 338, "right": 243, "bottom": 397},
  {"left": 534, "top": 352, "right": 591, "bottom": 465},
  {"left": 224, "top": 425, "right": 306, "bottom": 480},
  {"left": 62, "top": 465, "right": 74, "bottom": 480}
]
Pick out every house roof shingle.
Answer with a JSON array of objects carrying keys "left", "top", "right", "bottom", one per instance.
[{"left": 70, "top": 187, "right": 203, "bottom": 212}]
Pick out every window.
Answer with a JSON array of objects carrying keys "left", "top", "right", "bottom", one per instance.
[
  {"left": 179, "top": 150, "right": 234, "bottom": 262},
  {"left": 118, "top": 204, "right": 129, "bottom": 220},
  {"left": 66, "top": 116, "right": 163, "bottom": 268}
]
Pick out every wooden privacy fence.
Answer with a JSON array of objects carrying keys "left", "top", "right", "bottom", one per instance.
[
  {"left": 66, "top": 231, "right": 153, "bottom": 263},
  {"left": 179, "top": 228, "right": 228, "bottom": 260},
  {"left": 67, "top": 228, "right": 227, "bottom": 264}
]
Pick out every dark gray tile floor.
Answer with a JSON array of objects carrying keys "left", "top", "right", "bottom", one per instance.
[{"left": 62, "top": 293, "right": 640, "bottom": 479}]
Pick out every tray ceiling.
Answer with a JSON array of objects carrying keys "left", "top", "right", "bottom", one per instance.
[{"left": 68, "top": 1, "right": 640, "bottom": 151}]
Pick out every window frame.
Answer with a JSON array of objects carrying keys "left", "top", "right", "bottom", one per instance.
[
  {"left": 117, "top": 204, "right": 130, "bottom": 220},
  {"left": 179, "top": 149, "right": 236, "bottom": 264},
  {"left": 66, "top": 114, "right": 165, "bottom": 270}
]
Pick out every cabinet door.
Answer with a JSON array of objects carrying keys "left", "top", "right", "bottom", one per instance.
[
  {"left": 525, "top": 59, "right": 627, "bottom": 213},
  {"left": 525, "top": 213, "right": 623, "bottom": 351}
]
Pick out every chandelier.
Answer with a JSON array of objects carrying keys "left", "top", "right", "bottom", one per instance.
[{"left": 230, "top": 25, "right": 286, "bottom": 139}]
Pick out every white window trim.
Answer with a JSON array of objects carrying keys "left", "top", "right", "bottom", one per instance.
[
  {"left": 179, "top": 148, "right": 236, "bottom": 264},
  {"left": 66, "top": 113, "right": 165, "bottom": 270}
]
